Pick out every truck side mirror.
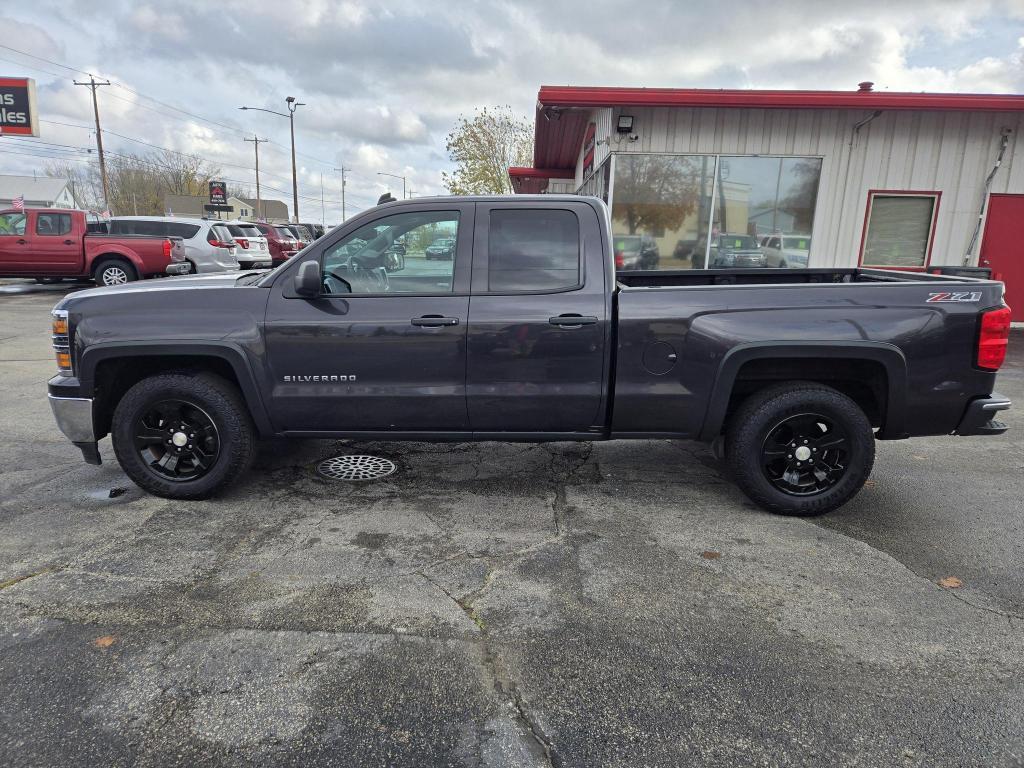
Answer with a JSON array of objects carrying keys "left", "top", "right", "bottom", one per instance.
[{"left": 294, "top": 260, "right": 321, "bottom": 297}]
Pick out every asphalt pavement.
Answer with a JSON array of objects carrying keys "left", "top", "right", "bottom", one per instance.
[{"left": 1, "top": 280, "right": 1022, "bottom": 767}]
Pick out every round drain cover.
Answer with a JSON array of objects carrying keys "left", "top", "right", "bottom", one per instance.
[{"left": 317, "top": 455, "right": 397, "bottom": 481}]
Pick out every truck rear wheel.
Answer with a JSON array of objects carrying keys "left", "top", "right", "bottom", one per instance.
[
  {"left": 94, "top": 259, "right": 138, "bottom": 286},
  {"left": 111, "top": 373, "right": 255, "bottom": 500},
  {"left": 725, "top": 383, "right": 874, "bottom": 516}
]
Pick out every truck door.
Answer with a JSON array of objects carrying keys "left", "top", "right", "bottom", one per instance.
[
  {"left": 0, "top": 210, "right": 29, "bottom": 272},
  {"left": 264, "top": 203, "right": 474, "bottom": 433},
  {"left": 467, "top": 201, "right": 610, "bottom": 434},
  {"left": 29, "top": 211, "right": 79, "bottom": 274}
]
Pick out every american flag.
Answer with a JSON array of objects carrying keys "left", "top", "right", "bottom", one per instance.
[{"left": 12, "top": 195, "right": 25, "bottom": 211}]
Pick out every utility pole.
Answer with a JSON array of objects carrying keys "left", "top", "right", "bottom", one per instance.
[
  {"left": 244, "top": 135, "right": 268, "bottom": 220},
  {"left": 320, "top": 172, "right": 325, "bottom": 228},
  {"left": 333, "top": 166, "right": 347, "bottom": 221},
  {"left": 74, "top": 77, "right": 111, "bottom": 211}
]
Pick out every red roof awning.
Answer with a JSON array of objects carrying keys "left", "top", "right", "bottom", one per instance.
[{"left": 513, "top": 84, "right": 1024, "bottom": 192}]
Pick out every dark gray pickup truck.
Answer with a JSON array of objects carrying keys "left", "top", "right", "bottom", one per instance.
[{"left": 47, "top": 196, "right": 1012, "bottom": 515}]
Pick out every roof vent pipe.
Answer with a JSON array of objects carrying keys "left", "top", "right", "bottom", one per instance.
[{"left": 858, "top": 81, "right": 874, "bottom": 92}]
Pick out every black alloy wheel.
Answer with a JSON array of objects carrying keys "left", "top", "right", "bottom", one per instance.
[
  {"left": 725, "top": 383, "right": 874, "bottom": 516},
  {"left": 133, "top": 399, "right": 220, "bottom": 481},
  {"left": 760, "top": 413, "right": 848, "bottom": 496},
  {"left": 112, "top": 373, "right": 255, "bottom": 499}
]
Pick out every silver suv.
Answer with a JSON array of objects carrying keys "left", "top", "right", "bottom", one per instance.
[
  {"left": 108, "top": 217, "right": 240, "bottom": 273},
  {"left": 224, "top": 221, "right": 272, "bottom": 270}
]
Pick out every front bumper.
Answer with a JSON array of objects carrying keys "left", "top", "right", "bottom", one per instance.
[
  {"left": 955, "top": 393, "right": 1011, "bottom": 436},
  {"left": 48, "top": 393, "right": 102, "bottom": 465}
]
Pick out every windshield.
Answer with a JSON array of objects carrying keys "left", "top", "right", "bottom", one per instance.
[
  {"left": 613, "top": 236, "right": 642, "bottom": 253},
  {"left": 226, "top": 225, "right": 246, "bottom": 236},
  {"left": 784, "top": 237, "right": 811, "bottom": 250},
  {"left": 275, "top": 226, "right": 295, "bottom": 239},
  {"left": 718, "top": 235, "right": 760, "bottom": 249}
]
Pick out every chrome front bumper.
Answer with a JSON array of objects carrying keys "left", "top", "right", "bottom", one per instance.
[{"left": 48, "top": 394, "right": 102, "bottom": 464}]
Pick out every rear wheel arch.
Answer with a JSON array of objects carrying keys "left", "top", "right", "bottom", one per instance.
[
  {"left": 700, "top": 342, "right": 908, "bottom": 441},
  {"left": 81, "top": 344, "right": 274, "bottom": 439}
]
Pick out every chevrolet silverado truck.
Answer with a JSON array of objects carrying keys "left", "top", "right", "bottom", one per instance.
[
  {"left": 0, "top": 208, "right": 188, "bottom": 285},
  {"left": 47, "top": 196, "right": 1012, "bottom": 515}
]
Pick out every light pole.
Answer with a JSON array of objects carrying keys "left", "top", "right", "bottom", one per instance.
[
  {"left": 377, "top": 172, "right": 406, "bottom": 200},
  {"left": 239, "top": 97, "right": 305, "bottom": 222}
]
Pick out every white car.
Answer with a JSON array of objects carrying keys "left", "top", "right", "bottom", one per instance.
[
  {"left": 224, "top": 221, "right": 272, "bottom": 270},
  {"left": 108, "top": 217, "right": 240, "bottom": 273},
  {"left": 761, "top": 234, "right": 811, "bottom": 268}
]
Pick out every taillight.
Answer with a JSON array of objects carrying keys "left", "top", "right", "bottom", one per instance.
[
  {"left": 977, "top": 306, "right": 1011, "bottom": 371},
  {"left": 209, "top": 239, "right": 231, "bottom": 248},
  {"left": 52, "top": 309, "right": 72, "bottom": 373},
  {"left": 162, "top": 239, "right": 172, "bottom": 259},
  {"left": 237, "top": 238, "right": 249, "bottom": 249},
  {"left": 614, "top": 250, "right": 624, "bottom": 269}
]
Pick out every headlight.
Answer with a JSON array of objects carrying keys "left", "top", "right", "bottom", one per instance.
[{"left": 52, "top": 309, "right": 72, "bottom": 374}]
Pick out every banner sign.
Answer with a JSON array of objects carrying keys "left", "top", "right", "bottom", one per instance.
[
  {"left": 581, "top": 122, "right": 596, "bottom": 180},
  {"left": 0, "top": 78, "right": 39, "bottom": 137},
  {"left": 209, "top": 180, "right": 227, "bottom": 205}
]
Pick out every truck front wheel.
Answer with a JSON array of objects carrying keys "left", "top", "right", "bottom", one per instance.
[
  {"left": 725, "top": 383, "right": 875, "bottom": 516},
  {"left": 94, "top": 259, "right": 138, "bottom": 286},
  {"left": 111, "top": 373, "right": 255, "bottom": 500}
]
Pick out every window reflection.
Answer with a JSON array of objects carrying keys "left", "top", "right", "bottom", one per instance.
[{"left": 609, "top": 154, "right": 822, "bottom": 270}]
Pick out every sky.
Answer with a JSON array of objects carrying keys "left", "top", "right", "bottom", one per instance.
[{"left": 1, "top": 0, "right": 1023, "bottom": 224}]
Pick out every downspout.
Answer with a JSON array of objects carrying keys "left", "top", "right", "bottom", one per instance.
[{"left": 963, "top": 129, "right": 1011, "bottom": 266}]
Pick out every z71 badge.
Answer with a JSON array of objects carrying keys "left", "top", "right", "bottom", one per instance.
[{"left": 926, "top": 291, "right": 983, "bottom": 303}]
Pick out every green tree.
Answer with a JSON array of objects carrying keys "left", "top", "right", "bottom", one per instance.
[{"left": 442, "top": 106, "right": 533, "bottom": 195}]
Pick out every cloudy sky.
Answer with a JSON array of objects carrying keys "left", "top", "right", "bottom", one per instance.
[{"left": 2, "top": 0, "right": 1023, "bottom": 223}]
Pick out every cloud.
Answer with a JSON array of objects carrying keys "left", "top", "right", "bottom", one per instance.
[{"left": 3, "top": 0, "right": 1023, "bottom": 222}]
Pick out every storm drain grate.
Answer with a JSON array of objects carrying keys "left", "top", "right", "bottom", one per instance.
[{"left": 317, "top": 455, "right": 397, "bottom": 482}]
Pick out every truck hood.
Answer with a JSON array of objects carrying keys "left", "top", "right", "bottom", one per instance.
[{"left": 55, "top": 272, "right": 253, "bottom": 309}]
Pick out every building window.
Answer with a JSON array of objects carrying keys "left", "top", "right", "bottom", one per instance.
[
  {"left": 860, "top": 192, "right": 939, "bottom": 269},
  {"left": 608, "top": 153, "right": 822, "bottom": 270}
]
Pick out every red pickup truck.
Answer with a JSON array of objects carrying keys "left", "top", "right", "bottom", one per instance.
[{"left": 0, "top": 208, "right": 189, "bottom": 285}]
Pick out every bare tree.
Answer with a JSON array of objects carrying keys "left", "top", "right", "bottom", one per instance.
[{"left": 442, "top": 106, "right": 533, "bottom": 195}]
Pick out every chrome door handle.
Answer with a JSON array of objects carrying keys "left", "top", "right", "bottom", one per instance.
[
  {"left": 411, "top": 315, "right": 459, "bottom": 327},
  {"left": 549, "top": 314, "right": 598, "bottom": 327}
]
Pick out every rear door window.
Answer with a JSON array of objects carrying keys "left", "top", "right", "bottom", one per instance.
[
  {"left": 487, "top": 209, "right": 580, "bottom": 292},
  {"left": 35, "top": 213, "right": 72, "bottom": 236}
]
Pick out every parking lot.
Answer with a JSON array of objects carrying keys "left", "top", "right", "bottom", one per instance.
[{"left": 1, "top": 280, "right": 1022, "bottom": 767}]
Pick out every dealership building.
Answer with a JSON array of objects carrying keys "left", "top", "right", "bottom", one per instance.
[{"left": 509, "top": 84, "right": 1024, "bottom": 319}]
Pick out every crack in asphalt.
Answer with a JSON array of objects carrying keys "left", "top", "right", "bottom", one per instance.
[
  {"left": 0, "top": 564, "right": 62, "bottom": 591},
  {"left": 812, "top": 520, "right": 1022, "bottom": 625}
]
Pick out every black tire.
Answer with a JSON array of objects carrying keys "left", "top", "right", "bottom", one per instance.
[
  {"left": 725, "top": 382, "right": 874, "bottom": 516},
  {"left": 111, "top": 372, "right": 255, "bottom": 500},
  {"left": 94, "top": 259, "right": 138, "bottom": 286}
]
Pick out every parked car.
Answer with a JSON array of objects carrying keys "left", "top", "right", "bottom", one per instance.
[
  {"left": 425, "top": 237, "right": 455, "bottom": 260},
  {"left": 761, "top": 234, "right": 811, "bottom": 268},
  {"left": 48, "top": 196, "right": 1011, "bottom": 517},
  {"left": 253, "top": 223, "right": 300, "bottom": 265},
  {"left": 108, "top": 217, "right": 240, "bottom": 274},
  {"left": 694, "top": 233, "right": 767, "bottom": 269},
  {"left": 285, "top": 224, "right": 313, "bottom": 248},
  {"left": 613, "top": 234, "right": 660, "bottom": 270},
  {"left": 0, "top": 208, "right": 188, "bottom": 285},
  {"left": 224, "top": 222, "right": 272, "bottom": 270},
  {"left": 299, "top": 222, "right": 325, "bottom": 240}
]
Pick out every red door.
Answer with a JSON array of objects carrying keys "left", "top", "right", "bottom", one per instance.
[{"left": 980, "top": 194, "right": 1024, "bottom": 321}]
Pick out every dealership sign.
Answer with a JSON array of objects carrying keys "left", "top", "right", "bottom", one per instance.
[
  {"left": 209, "top": 180, "right": 227, "bottom": 205},
  {"left": 0, "top": 78, "right": 39, "bottom": 137}
]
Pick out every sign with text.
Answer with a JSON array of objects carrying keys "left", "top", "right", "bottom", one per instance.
[
  {"left": 209, "top": 180, "right": 227, "bottom": 205},
  {"left": 0, "top": 78, "right": 39, "bottom": 137}
]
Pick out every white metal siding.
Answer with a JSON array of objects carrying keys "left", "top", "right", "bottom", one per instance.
[{"left": 593, "top": 106, "right": 1023, "bottom": 268}]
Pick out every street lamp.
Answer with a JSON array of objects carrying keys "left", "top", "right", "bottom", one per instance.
[
  {"left": 377, "top": 172, "right": 406, "bottom": 200},
  {"left": 239, "top": 97, "right": 305, "bottom": 222}
]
